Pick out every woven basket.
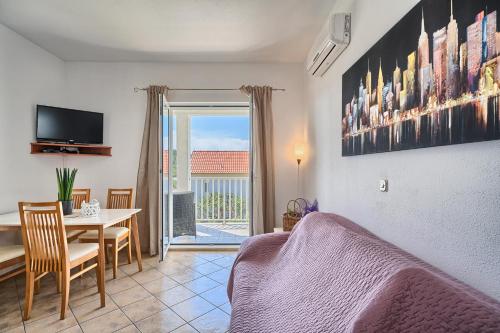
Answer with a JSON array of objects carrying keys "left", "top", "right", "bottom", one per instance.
[
  {"left": 282, "top": 198, "right": 307, "bottom": 231},
  {"left": 282, "top": 213, "right": 301, "bottom": 231}
]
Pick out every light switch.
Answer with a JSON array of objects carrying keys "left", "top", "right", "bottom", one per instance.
[{"left": 379, "top": 179, "right": 388, "bottom": 192}]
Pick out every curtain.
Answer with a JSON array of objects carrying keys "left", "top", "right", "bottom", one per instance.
[
  {"left": 240, "top": 85, "right": 275, "bottom": 235},
  {"left": 136, "top": 85, "right": 168, "bottom": 256}
]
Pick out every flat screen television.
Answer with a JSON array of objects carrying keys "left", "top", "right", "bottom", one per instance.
[{"left": 36, "top": 105, "right": 104, "bottom": 144}]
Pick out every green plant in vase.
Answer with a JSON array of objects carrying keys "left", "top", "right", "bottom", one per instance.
[{"left": 56, "top": 168, "right": 78, "bottom": 215}]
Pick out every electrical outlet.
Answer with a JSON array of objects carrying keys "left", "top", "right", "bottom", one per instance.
[{"left": 379, "top": 179, "right": 388, "bottom": 192}]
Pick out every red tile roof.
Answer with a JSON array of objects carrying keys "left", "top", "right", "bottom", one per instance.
[{"left": 163, "top": 151, "right": 249, "bottom": 174}]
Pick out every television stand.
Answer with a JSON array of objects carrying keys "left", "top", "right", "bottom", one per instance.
[{"left": 30, "top": 142, "right": 112, "bottom": 157}]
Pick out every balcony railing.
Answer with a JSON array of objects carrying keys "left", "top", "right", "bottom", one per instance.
[{"left": 192, "top": 176, "right": 249, "bottom": 224}]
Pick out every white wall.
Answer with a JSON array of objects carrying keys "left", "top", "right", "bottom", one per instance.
[
  {"left": 302, "top": 0, "right": 500, "bottom": 300},
  {"left": 0, "top": 20, "right": 303, "bottom": 233},
  {"left": 58, "top": 62, "right": 304, "bottom": 227},
  {"left": 0, "top": 23, "right": 66, "bottom": 243}
]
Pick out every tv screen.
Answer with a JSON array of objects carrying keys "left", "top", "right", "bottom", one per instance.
[{"left": 36, "top": 105, "right": 103, "bottom": 144}]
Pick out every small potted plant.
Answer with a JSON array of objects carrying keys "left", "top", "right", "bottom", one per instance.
[{"left": 56, "top": 168, "right": 78, "bottom": 215}]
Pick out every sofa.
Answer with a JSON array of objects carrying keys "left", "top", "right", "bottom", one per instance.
[{"left": 227, "top": 212, "right": 500, "bottom": 332}]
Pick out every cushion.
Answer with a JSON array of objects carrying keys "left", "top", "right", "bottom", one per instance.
[
  {"left": 0, "top": 245, "right": 24, "bottom": 263},
  {"left": 68, "top": 243, "right": 99, "bottom": 262},
  {"left": 78, "top": 227, "right": 129, "bottom": 240}
]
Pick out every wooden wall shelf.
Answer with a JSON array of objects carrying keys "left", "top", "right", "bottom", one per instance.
[{"left": 30, "top": 142, "right": 112, "bottom": 157}]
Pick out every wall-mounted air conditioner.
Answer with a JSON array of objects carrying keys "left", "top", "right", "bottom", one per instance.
[{"left": 306, "top": 13, "right": 351, "bottom": 77}]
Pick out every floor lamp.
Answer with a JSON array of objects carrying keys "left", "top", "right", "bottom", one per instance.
[{"left": 294, "top": 143, "right": 305, "bottom": 197}]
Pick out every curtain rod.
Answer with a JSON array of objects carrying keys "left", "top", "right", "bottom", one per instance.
[{"left": 133, "top": 87, "right": 285, "bottom": 92}]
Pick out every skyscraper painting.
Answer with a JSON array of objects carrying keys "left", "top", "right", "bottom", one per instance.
[{"left": 342, "top": 0, "right": 500, "bottom": 156}]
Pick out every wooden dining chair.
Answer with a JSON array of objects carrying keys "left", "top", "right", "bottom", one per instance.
[
  {"left": 66, "top": 189, "right": 92, "bottom": 243},
  {"left": 79, "top": 188, "right": 133, "bottom": 279},
  {"left": 72, "top": 188, "right": 91, "bottom": 209},
  {"left": 18, "top": 201, "right": 104, "bottom": 320},
  {"left": 0, "top": 245, "right": 25, "bottom": 283}
]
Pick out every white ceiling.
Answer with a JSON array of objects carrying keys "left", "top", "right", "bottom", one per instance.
[{"left": 0, "top": 0, "right": 335, "bottom": 63}]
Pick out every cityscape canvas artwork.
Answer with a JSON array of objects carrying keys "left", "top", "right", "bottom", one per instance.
[{"left": 342, "top": 0, "right": 500, "bottom": 156}]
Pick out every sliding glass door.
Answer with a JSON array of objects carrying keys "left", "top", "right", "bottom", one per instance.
[{"left": 162, "top": 103, "right": 251, "bottom": 248}]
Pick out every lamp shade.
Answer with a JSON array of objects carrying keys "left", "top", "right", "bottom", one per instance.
[{"left": 294, "top": 143, "right": 305, "bottom": 161}]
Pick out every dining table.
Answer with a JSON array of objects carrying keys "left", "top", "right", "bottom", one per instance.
[{"left": 0, "top": 208, "right": 143, "bottom": 307}]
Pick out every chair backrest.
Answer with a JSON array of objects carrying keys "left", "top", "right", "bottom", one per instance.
[
  {"left": 18, "top": 202, "right": 68, "bottom": 273},
  {"left": 72, "top": 188, "right": 91, "bottom": 209},
  {"left": 107, "top": 188, "right": 133, "bottom": 209}
]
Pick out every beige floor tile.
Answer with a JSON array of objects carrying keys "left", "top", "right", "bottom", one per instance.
[
  {"left": 175, "top": 255, "right": 209, "bottom": 267},
  {"left": 105, "top": 276, "right": 140, "bottom": 295},
  {"left": 171, "top": 324, "right": 199, "bottom": 333},
  {"left": 194, "top": 253, "right": 226, "bottom": 262},
  {"left": 211, "top": 256, "right": 235, "bottom": 268},
  {"left": 0, "top": 308, "right": 23, "bottom": 332},
  {"left": 169, "top": 269, "right": 203, "bottom": 284},
  {"left": 129, "top": 268, "right": 165, "bottom": 284},
  {"left": 183, "top": 276, "right": 220, "bottom": 294},
  {"left": 135, "top": 308, "right": 185, "bottom": 333},
  {"left": 218, "top": 302, "right": 231, "bottom": 315},
  {"left": 25, "top": 311, "right": 78, "bottom": 333},
  {"left": 171, "top": 295, "right": 215, "bottom": 322},
  {"left": 71, "top": 276, "right": 99, "bottom": 291},
  {"left": 71, "top": 295, "right": 117, "bottom": 323},
  {"left": 192, "top": 262, "right": 223, "bottom": 275},
  {"left": 111, "top": 285, "right": 151, "bottom": 307},
  {"left": 166, "top": 252, "right": 199, "bottom": 261},
  {"left": 121, "top": 295, "right": 167, "bottom": 322},
  {"left": 206, "top": 269, "right": 231, "bottom": 285},
  {"left": 0, "top": 281, "right": 19, "bottom": 299},
  {"left": 141, "top": 276, "right": 179, "bottom": 294},
  {"left": 115, "top": 324, "right": 141, "bottom": 333},
  {"left": 80, "top": 309, "right": 131, "bottom": 333},
  {"left": 103, "top": 267, "right": 128, "bottom": 281},
  {"left": 18, "top": 284, "right": 59, "bottom": 302},
  {"left": 119, "top": 262, "right": 149, "bottom": 276},
  {"left": 2, "top": 251, "right": 238, "bottom": 333},
  {"left": 199, "top": 285, "right": 229, "bottom": 307},
  {"left": 156, "top": 261, "right": 190, "bottom": 276},
  {"left": 60, "top": 325, "right": 84, "bottom": 333},
  {"left": 155, "top": 285, "right": 196, "bottom": 307},
  {"left": 0, "top": 295, "right": 21, "bottom": 317},
  {"left": 69, "top": 286, "right": 101, "bottom": 308},
  {"left": 190, "top": 308, "right": 230, "bottom": 333},
  {"left": 2, "top": 326, "right": 25, "bottom": 333},
  {"left": 142, "top": 256, "right": 160, "bottom": 267},
  {"left": 22, "top": 293, "right": 62, "bottom": 323},
  {"left": 165, "top": 257, "right": 191, "bottom": 267}
]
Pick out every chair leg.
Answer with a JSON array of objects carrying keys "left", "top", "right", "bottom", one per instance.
[
  {"left": 56, "top": 272, "right": 62, "bottom": 293},
  {"left": 95, "top": 257, "right": 105, "bottom": 307},
  {"left": 127, "top": 236, "right": 132, "bottom": 264},
  {"left": 34, "top": 278, "right": 41, "bottom": 294},
  {"left": 80, "top": 263, "right": 85, "bottom": 279},
  {"left": 60, "top": 269, "right": 70, "bottom": 320},
  {"left": 23, "top": 272, "right": 35, "bottom": 321},
  {"left": 113, "top": 240, "right": 118, "bottom": 279},
  {"left": 105, "top": 245, "right": 110, "bottom": 264}
]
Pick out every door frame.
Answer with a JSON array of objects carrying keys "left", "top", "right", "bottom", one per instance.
[{"left": 160, "top": 102, "right": 252, "bottom": 252}]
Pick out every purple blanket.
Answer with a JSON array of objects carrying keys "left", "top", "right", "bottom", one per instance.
[{"left": 228, "top": 212, "right": 500, "bottom": 332}]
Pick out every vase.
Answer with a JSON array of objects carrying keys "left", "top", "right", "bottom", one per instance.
[{"left": 60, "top": 200, "right": 73, "bottom": 216}]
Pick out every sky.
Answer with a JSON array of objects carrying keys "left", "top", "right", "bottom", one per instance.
[{"left": 163, "top": 115, "right": 249, "bottom": 151}]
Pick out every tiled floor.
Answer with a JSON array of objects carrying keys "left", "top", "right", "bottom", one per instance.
[{"left": 0, "top": 251, "right": 236, "bottom": 333}]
